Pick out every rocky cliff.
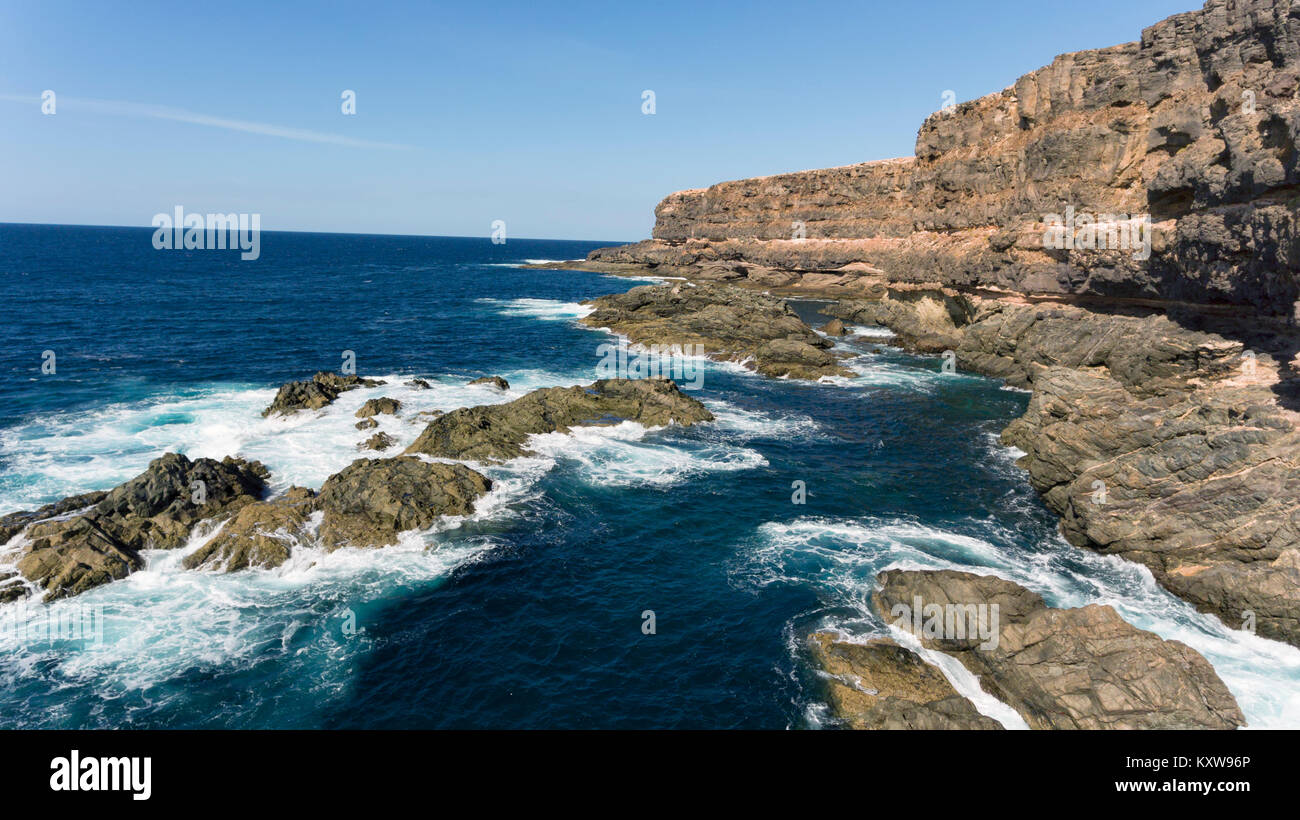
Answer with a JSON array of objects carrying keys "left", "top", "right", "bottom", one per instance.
[
  {"left": 587, "top": 0, "right": 1300, "bottom": 319},
  {"left": 564, "top": 0, "right": 1300, "bottom": 650}
]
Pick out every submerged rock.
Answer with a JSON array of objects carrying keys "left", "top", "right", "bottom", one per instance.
[
  {"left": 262, "top": 371, "right": 385, "bottom": 417},
  {"left": 355, "top": 418, "right": 379, "bottom": 430},
  {"left": 355, "top": 397, "right": 401, "bottom": 418},
  {"left": 2, "top": 453, "right": 268, "bottom": 599},
  {"left": 581, "top": 283, "right": 853, "bottom": 380},
  {"left": 405, "top": 378, "right": 432, "bottom": 390},
  {"left": 872, "top": 569, "right": 1246, "bottom": 730},
  {"left": 404, "top": 377, "right": 714, "bottom": 462},
  {"left": 809, "top": 632, "right": 1003, "bottom": 730},
  {"left": 468, "top": 376, "right": 510, "bottom": 390}
]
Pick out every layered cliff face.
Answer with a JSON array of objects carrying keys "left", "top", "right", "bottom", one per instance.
[{"left": 592, "top": 0, "right": 1300, "bottom": 319}]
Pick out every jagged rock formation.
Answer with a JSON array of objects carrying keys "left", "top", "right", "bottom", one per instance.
[
  {"left": 263, "top": 371, "right": 385, "bottom": 416},
  {"left": 468, "top": 376, "right": 510, "bottom": 390},
  {"left": 575, "top": 0, "right": 1300, "bottom": 320},
  {"left": 581, "top": 283, "right": 853, "bottom": 380},
  {"left": 809, "top": 632, "right": 1004, "bottom": 729},
  {"left": 871, "top": 569, "right": 1246, "bottom": 729},
  {"left": 184, "top": 458, "right": 491, "bottom": 571},
  {"left": 0, "top": 453, "right": 268, "bottom": 599},
  {"left": 404, "top": 378, "right": 714, "bottom": 462}
]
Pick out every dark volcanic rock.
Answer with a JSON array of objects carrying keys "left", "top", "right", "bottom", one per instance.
[
  {"left": 263, "top": 371, "right": 385, "bottom": 417},
  {"left": 3, "top": 453, "right": 268, "bottom": 599},
  {"left": 873, "top": 569, "right": 1246, "bottom": 729},
  {"left": 468, "top": 376, "right": 510, "bottom": 390},
  {"left": 404, "top": 377, "right": 714, "bottom": 462},
  {"left": 315, "top": 457, "right": 490, "bottom": 549},
  {"left": 809, "top": 632, "right": 1003, "bottom": 730},
  {"left": 405, "top": 378, "right": 432, "bottom": 390},
  {"left": 581, "top": 283, "right": 854, "bottom": 380}
]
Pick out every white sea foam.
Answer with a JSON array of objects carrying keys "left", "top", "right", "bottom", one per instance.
[{"left": 476, "top": 297, "right": 594, "bottom": 320}]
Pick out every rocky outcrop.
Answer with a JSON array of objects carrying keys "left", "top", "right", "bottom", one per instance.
[
  {"left": 809, "top": 632, "right": 1003, "bottom": 730},
  {"left": 183, "top": 487, "right": 317, "bottom": 572},
  {"left": 355, "top": 397, "right": 401, "bottom": 418},
  {"left": 185, "top": 458, "right": 493, "bottom": 571},
  {"left": 573, "top": 0, "right": 1300, "bottom": 321},
  {"left": 1, "top": 453, "right": 269, "bottom": 599},
  {"left": 468, "top": 376, "right": 510, "bottom": 390},
  {"left": 829, "top": 288, "right": 1300, "bottom": 646},
  {"left": 872, "top": 569, "right": 1246, "bottom": 729},
  {"left": 263, "top": 372, "right": 385, "bottom": 417},
  {"left": 359, "top": 432, "right": 397, "bottom": 451},
  {"left": 404, "top": 378, "right": 714, "bottom": 462},
  {"left": 314, "top": 457, "right": 490, "bottom": 548},
  {"left": 581, "top": 283, "right": 853, "bottom": 379}
]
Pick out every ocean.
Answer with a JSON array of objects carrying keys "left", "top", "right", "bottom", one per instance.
[{"left": 1, "top": 223, "right": 1297, "bottom": 729}]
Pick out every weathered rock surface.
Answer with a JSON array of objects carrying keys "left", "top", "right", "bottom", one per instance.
[
  {"left": 355, "top": 397, "right": 401, "bottom": 418},
  {"left": 829, "top": 287, "right": 1300, "bottom": 647},
  {"left": 1, "top": 453, "right": 268, "bottom": 599},
  {"left": 405, "top": 378, "right": 432, "bottom": 390},
  {"left": 355, "top": 418, "right": 379, "bottom": 430},
  {"left": 809, "top": 632, "right": 1003, "bottom": 730},
  {"left": 184, "top": 457, "right": 492, "bottom": 571},
  {"left": 572, "top": 0, "right": 1300, "bottom": 320},
  {"left": 581, "top": 283, "right": 853, "bottom": 379},
  {"left": 263, "top": 371, "right": 385, "bottom": 416},
  {"left": 183, "top": 487, "right": 317, "bottom": 572},
  {"left": 820, "top": 318, "right": 848, "bottom": 336},
  {"left": 873, "top": 569, "right": 1246, "bottom": 729},
  {"left": 315, "top": 457, "right": 490, "bottom": 548},
  {"left": 468, "top": 376, "right": 510, "bottom": 390},
  {"left": 404, "top": 377, "right": 714, "bottom": 462}
]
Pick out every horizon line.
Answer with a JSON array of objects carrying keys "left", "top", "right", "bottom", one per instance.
[{"left": 0, "top": 220, "right": 633, "bottom": 246}]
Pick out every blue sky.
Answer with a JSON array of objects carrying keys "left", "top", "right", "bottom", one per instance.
[{"left": 1, "top": 0, "right": 1197, "bottom": 241}]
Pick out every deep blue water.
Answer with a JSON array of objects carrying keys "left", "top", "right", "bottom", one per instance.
[{"left": 1, "top": 223, "right": 1297, "bottom": 729}]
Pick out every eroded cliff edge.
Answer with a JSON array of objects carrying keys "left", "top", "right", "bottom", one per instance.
[{"left": 555, "top": 0, "right": 1300, "bottom": 649}]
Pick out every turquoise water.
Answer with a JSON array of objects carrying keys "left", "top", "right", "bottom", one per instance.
[{"left": 1, "top": 223, "right": 1297, "bottom": 729}]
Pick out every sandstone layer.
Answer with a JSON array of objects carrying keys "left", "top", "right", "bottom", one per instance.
[{"left": 570, "top": 0, "right": 1300, "bottom": 321}]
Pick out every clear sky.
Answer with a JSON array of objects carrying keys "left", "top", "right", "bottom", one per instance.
[{"left": 1, "top": 0, "right": 1198, "bottom": 241}]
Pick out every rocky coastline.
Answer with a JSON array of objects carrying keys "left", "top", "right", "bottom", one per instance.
[{"left": 527, "top": 0, "right": 1300, "bottom": 726}]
